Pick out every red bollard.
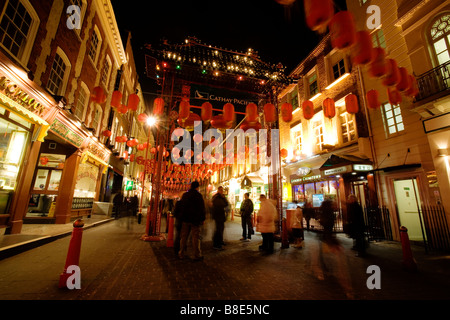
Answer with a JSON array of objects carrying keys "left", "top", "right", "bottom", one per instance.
[
  {"left": 231, "top": 209, "right": 234, "bottom": 221},
  {"left": 59, "top": 219, "right": 84, "bottom": 288},
  {"left": 400, "top": 226, "right": 418, "bottom": 272},
  {"left": 166, "top": 214, "right": 174, "bottom": 247}
]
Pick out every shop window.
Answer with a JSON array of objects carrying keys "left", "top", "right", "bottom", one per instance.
[
  {"left": 47, "top": 48, "right": 71, "bottom": 96},
  {"left": 339, "top": 109, "right": 356, "bottom": 144},
  {"left": 381, "top": 102, "right": 404, "bottom": 137},
  {"left": 0, "top": 0, "right": 39, "bottom": 66},
  {"left": 27, "top": 153, "right": 65, "bottom": 217},
  {"left": 290, "top": 89, "right": 299, "bottom": 111},
  {"left": 0, "top": 114, "right": 29, "bottom": 192}
]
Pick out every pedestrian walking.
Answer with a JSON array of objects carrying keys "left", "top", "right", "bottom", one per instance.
[
  {"left": 319, "top": 198, "right": 335, "bottom": 241},
  {"left": 112, "top": 190, "right": 124, "bottom": 219},
  {"left": 240, "top": 192, "right": 254, "bottom": 241},
  {"left": 303, "top": 199, "right": 313, "bottom": 231},
  {"left": 256, "top": 194, "right": 277, "bottom": 254},
  {"left": 129, "top": 195, "right": 139, "bottom": 216},
  {"left": 211, "top": 186, "right": 229, "bottom": 250},
  {"left": 347, "top": 194, "right": 366, "bottom": 257},
  {"left": 292, "top": 205, "right": 304, "bottom": 248},
  {"left": 178, "top": 181, "right": 206, "bottom": 261}
]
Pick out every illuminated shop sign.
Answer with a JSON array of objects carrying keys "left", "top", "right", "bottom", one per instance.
[
  {"left": 353, "top": 164, "right": 374, "bottom": 171},
  {"left": 0, "top": 74, "right": 46, "bottom": 116},
  {"left": 324, "top": 166, "right": 348, "bottom": 176}
]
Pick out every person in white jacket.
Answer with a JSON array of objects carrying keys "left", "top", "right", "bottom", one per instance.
[{"left": 257, "top": 194, "right": 278, "bottom": 254}]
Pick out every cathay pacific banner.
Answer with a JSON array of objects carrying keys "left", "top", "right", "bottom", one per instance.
[{"left": 190, "top": 84, "right": 259, "bottom": 111}]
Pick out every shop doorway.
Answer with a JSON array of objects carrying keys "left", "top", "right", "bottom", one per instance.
[
  {"left": 393, "top": 179, "right": 426, "bottom": 242},
  {"left": 351, "top": 180, "right": 368, "bottom": 208}
]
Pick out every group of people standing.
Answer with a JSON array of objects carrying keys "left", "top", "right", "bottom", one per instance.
[
  {"left": 170, "top": 181, "right": 367, "bottom": 261},
  {"left": 171, "top": 182, "right": 280, "bottom": 261}
]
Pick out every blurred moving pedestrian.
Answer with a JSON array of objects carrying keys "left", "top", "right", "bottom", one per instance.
[
  {"left": 240, "top": 192, "right": 254, "bottom": 241},
  {"left": 303, "top": 199, "right": 314, "bottom": 231},
  {"left": 112, "top": 190, "right": 124, "bottom": 219},
  {"left": 347, "top": 194, "right": 366, "bottom": 257},
  {"left": 129, "top": 195, "right": 139, "bottom": 216},
  {"left": 319, "top": 198, "right": 336, "bottom": 241},
  {"left": 211, "top": 186, "right": 229, "bottom": 250},
  {"left": 292, "top": 205, "right": 304, "bottom": 248},
  {"left": 256, "top": 194, "right": 277, "bottom": 254},
  {"left": 172, "top": 194, "right": 184, "bottom": 256},
  {"left": 178, "top": 181, "right": 206, "bottom": 261}
]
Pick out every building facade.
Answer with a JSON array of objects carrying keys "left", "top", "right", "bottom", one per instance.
[{"left": 0, "top": 0, "right": 149, "bottom": 233}]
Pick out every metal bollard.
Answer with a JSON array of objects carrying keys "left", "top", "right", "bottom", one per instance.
[
  {"left": 399, "top": 226, "right": 418, "bottom": 272},
  {"left": 59, "top": 219, "right": 84, "bottom": 288},
  {"left": 166, "top": 214, "right": 174, "bottom": 247}
]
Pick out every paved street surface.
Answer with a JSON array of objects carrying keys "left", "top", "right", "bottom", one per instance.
[{"left": 0, "top": 215, "right": 449, "bottom": 316}]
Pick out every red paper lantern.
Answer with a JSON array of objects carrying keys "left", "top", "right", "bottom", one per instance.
[
  {"left": 369, "top": 47, "right": 387, "bottom": 78},
  {"left": 40, "top": 157, "right": 49, "bottom": 166},
  {"left": 406, "top": 75, "right": 419, "bottom": 98},
  {"left": 323, "top": 98, "right": 336, "bottom": 118},
  {"left": 396, "top": 67, "right": 412, "bottom": 92},
  {"left": 211, "top": 115, "right": 233, "bottom": 130},
  {"left": 102, "top": 130, "right": 112, "bottom": 137},
  {"left": 126, "top": 140, "right": 134, "bottom": 147},
  {"left": 128, "top": 94, "right": 140, "bottom": 111},
  {"left": 280, "top": 148, "right": 288, "bottom": 159},
  {"left": 201, "top": 102, "right": 213, "bottom": 121},
  {"left": 137, "top": 113, "right": 148, "bottom": 123},
  {"left": 329, "top": 11, "right": 357, "bottom": 50},
  {"left": 173, "top": 127, "right": 184, "bottom": 137},
  {"left": 345, "top": 94, "right": 359, "bottom": 114},
  {"left": 387, "top": 87, "right": 402, "bottom": 105},
  {"left": 179, "top": 101, "right": 190, "bottom": 120},
  {"left": 130, "top": 154, "right": 135, "bottom": 162},
  {"left": 91, "top": 86, "right": 106, "bottom": 104},
  {"left": 117, "top": 104, "right": 128, "bottom": 114},
  {"left": 302, "top": 100, "right": 315, "bottom": 120},
  {"left": 264, "top": 103, "right": 276, "bottom": 123},
  {"left": 111, "top": 90, "right": 122, "bottom": 108},
  {"left": 281, "top": 103, "right": 293, "bottom": 122},
  {"left": 382, "top": 59, "right": 400, "bottom": 87},
  {"left": 246, "top": 103, "right": 258, "bottom": 122},
  {"left": 223, "top": 103, "right": 235, "bottom": 122},
  {"left": 304, "top": 0, "right": 334, "bottom": 32},
  {"left": 153, "top": 97, "right": 164, "bottom": 115},
  {"left": 240, "top": 121, "right": 262, "bottom": 131},
  {"left": 352, "top": 30, "right": 374, "bottom": 66},
  {"left": 178, "top": 112, "right": 201, "bottom": 131},
  {"left": 366, "top": 90, "right": 380, "bottom": 109}
]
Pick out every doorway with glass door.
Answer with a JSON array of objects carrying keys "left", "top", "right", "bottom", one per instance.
[{"left": 393, "top": 178, "right": 427, "bottom": 242}]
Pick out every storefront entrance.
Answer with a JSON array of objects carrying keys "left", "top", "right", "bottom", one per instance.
[{"left": 393, "top": 178, "right": 426, "bottom": 242}]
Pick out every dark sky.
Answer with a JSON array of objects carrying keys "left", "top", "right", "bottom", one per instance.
[{"left": 111, "top": 0, "right": 347, "bottom": 76}]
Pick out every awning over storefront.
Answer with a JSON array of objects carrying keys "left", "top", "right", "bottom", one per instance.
[
  {"left": 319, "top": 154, "right": 373, "bottom": 176},
  {"left": 241, "top": 175, "right": 264, "bottom": 188}
]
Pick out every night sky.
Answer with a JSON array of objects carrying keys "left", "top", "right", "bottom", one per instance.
[{"left": 111, "top": 0, "right": 347, "bottom": 77}]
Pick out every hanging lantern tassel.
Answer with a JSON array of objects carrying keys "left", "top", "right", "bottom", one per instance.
[{"left": 345, "top": 94, "right": 359, "bottom": 114}]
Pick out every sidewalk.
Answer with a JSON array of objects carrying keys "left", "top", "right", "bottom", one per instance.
[{"left": 0, "top": 214, "right": 114, "bottom": 260}]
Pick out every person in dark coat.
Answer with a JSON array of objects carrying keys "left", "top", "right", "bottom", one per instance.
[
  {"left": 319, "top": 198, "right": 335, "bottom": 240},
  {"left": 240, "top": 192, "right": 254, "bottom": 241},
  {"left": 178, "top": 181, "right": 206, "bottom": 261},
  {"left": 303, "top": 200, "right": 314, "bottom": 230},
  {"left": 347, "top": 194, "right": 366, "bottom": 257},
  {"left": 172, "top": 195, "right": 184, "bottom": 256},
  {"left": 112, "top": 191, "right": 123, "bottom": 219},
  {"left": 211, "top": 186, "right": 229, "bottom": 250}
]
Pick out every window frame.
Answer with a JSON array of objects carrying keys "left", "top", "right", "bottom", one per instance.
[
  {"left": 46, "top": 47, "right": 71, "bottom": 96},
  {"left": 88, "top": 25, "right": 102, "bottom": 67},
  {"left": 338, "top": 109, "right": 357, "bottom": 145},
  {"left": 75, "top": 81, "right": 89, "bottom": 121},
  {"left": 0, "top": 0, "right": 40, "bottom": 67},
  {"left": 381, "top": 102, "right": 405, "bottom": 138}
]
